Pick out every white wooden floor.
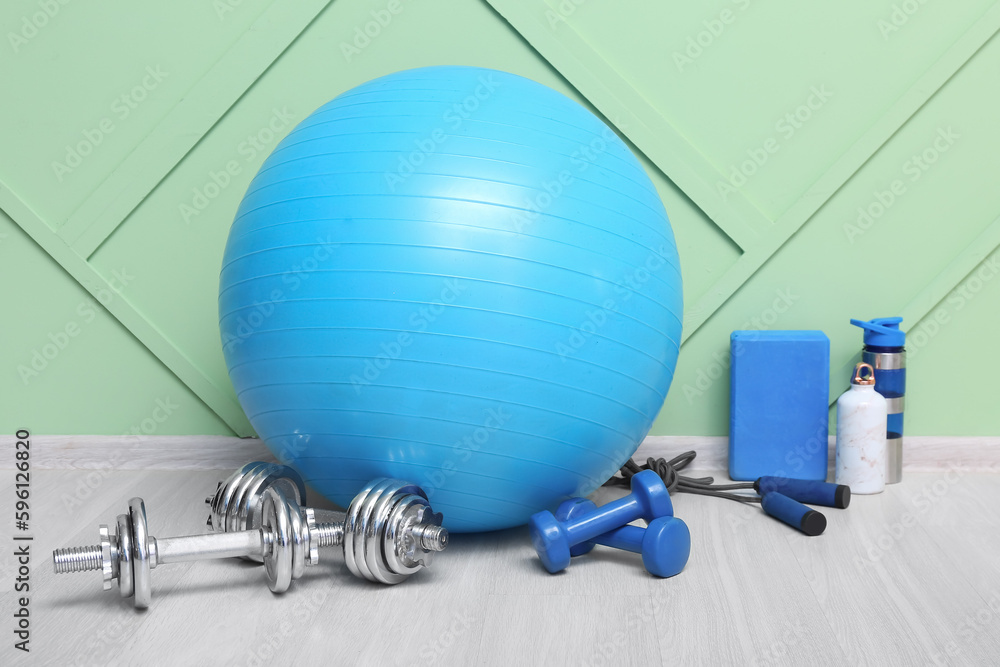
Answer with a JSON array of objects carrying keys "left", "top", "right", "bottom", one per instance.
[{"left": 4, "top": 468, "right": 1000, "bottom": 666}]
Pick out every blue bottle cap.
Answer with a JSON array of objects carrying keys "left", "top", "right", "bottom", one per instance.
[{"left": 850, "top": 317, "right": 905, "bottom": 348}]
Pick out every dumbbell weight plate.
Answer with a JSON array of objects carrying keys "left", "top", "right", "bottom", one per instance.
[
  {"left": 348, "top": 479, "right": 399, "bottom": 584},
  {"left": 117, "top": 513, "right": 133, "bottom": 599},
  {"left": 128, "top": 498, "right": 152, "bottom": 609},
  {"left": 213, "top": 463, "right": 307, "bottom": 564},
  {"left": 383, "top": 494, "right": 441, "bottom": 577},
  {"left": 260, "top": 485, "right": 306, "bottom": 593}
]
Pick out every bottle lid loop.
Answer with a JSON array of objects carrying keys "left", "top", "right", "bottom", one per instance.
[{"left": 852, "top": 362, "right": 876, "bottom": 386}]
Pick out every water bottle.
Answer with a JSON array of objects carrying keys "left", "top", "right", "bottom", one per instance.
[
  {"left": 835, "top": 363, "right": 887, "bottom": 494},
  {"left": 850, "top": 317, "right": 906, "bottom": 484}
]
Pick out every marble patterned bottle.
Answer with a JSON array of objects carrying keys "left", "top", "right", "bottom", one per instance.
[{"left": 835, "top": 363, "right": 887, "bottom": 494}]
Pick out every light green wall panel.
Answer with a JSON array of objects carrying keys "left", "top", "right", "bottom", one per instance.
[
  {"left": 1, "top": 0, "right": 997, "bottom": 437},
  {"left": 0, "top": 212, "right": 233, "bottom": 436},
  {"left": 557, "top": 0, "right": 994, "bottom": 221},
  {"left": 489, "top": 0, "right": 1000, "bottom": 436},
  {"left": 1, "top": 0, "right": 314, "bottom": 231},
  {"left": 658, "top": 23, "right": 1000, "bottom": 436}
]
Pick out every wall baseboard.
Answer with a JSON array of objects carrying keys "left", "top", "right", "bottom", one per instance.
[
  {"left": 638, "top": 436, "right": 1000, "bottom": 473},
  {"left": 2, "top": 434, "right": 997, "bottom": 473},
  {"left": 2, "top": 435, "right": 273, "bottom": 471}
]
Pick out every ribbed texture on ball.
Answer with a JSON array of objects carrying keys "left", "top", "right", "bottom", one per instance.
[{"left": 219, "top": 67, "right": 682, "bottom": 532}]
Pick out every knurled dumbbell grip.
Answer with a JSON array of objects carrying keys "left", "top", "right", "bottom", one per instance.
[{"left": 311, "top": 508, "right": 346, "bottom": 525}]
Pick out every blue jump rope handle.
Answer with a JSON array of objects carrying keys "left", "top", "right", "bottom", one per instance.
[
  {"left": 760, "top": 492, "right": 827, "bottom": 536},
  {"left": 754, "top": 476, "right": 850, "bottom": 509}
]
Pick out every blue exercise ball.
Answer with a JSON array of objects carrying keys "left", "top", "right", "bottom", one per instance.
[{"left": 219, "top": 66, "right": 682, "bottom": 532}]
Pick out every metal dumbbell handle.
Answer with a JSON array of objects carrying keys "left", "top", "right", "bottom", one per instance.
[
  {"left": 207, "top": 463, "right": 448, "bottom": 584},
  {"left": 53, "top": 485, "right": 326, "bottom": 608}
]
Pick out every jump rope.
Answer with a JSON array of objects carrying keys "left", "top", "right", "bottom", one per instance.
[{"left": 604, "top": 451, "right": 850, "bottom": 536}]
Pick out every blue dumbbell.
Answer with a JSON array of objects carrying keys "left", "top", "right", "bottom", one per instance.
[
  {"left": 529, "top": 469, "right": 673, "bottom": 574},
  {"left": 555, "top": 498, "right": 690, "bottom": 577}
]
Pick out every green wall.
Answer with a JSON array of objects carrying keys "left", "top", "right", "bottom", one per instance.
[{"left": 2, "top": 0, "right": 998, "bottom": 437}]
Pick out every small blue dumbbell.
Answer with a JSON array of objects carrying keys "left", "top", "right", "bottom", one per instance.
[
  {"left": 529, "top": 469, "right": 673, "bottom": 574},
  {"left": 555, "top": 498, "right": 690, "bottom": 577}
]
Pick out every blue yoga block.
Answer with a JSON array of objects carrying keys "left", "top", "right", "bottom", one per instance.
[{"left": 729, "top": 331, "right": 830, "bottom": 481}]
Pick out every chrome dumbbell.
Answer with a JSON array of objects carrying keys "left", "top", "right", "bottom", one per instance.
[
  {"left": 52, "top": 484, "right": 327, "bottom": 608},
  {"left": 207, "top": 462, "right": 448, "bottom": 585}
]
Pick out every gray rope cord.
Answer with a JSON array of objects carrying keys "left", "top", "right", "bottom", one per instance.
[{"left": 605, "top": 451, "right": 761, "bottom": 504}]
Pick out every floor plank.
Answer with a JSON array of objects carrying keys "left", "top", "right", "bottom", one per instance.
[{"left": 4, "top": 470, "right": 1000, "bottom": 665}]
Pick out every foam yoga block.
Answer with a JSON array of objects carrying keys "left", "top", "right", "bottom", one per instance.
[{"left": 729, "top": 331, "right": 830, "bottom": 481}]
